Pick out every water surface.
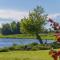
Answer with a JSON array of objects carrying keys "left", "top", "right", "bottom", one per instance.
[{"left": 0, "top": 38, "right": 54, "bottom": 48}]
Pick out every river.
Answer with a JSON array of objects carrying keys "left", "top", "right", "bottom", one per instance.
[{"left": 0, "top": 38, "right": 54, "bottom": 48}]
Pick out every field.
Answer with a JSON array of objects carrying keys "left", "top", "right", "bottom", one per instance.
[
  {"left": 0, "top": 50, "right": 53, "bottom": 60},
  {"left": 0, "top": 33, "right": 56, "bottom": 40}
]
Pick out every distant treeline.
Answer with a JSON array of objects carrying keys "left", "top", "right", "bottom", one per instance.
[
  {"left": 0, "top": 21, "right": 54, "bottom": 35},
  {"left": 1, "top": 21, "right": 21, "bottom": 35}
]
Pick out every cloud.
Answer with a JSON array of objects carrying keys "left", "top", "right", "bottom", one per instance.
[
  {"left": 0, "top": 9, "right": 60, "bottom": 22},
  {"left": 0, "top": 9, "right": 28, "bottom": 21},
  {"left": 47, "top": 13, "right": 60, "bottom": 19},
  {"left": 0, "top": 24, "right": 2, "bottom": 28}
]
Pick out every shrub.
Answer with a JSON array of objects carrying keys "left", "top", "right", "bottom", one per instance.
[
  {"left": 0, "top": 47, "right": 9, "bottom": 52},
  {"left": 31, "top": 46, "right": 39, "bottom": 51},
  {"left": 51, "top": 42, "right": 60, "bottom": 49},
  {"left": 9, "top": 46, "right": 16, "bottom": 50}
]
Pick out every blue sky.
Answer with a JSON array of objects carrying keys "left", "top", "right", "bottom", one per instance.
[
  {"left": 0, "top": 0, "right": 60, "bottom": 28},
  {"left": 0, "top": 0, "right": 59, "bottom": 13}
]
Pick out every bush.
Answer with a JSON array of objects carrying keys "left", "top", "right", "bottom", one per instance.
[
  {"left": 31, "top": 44, "right": 50, "bottom": 50},
  {"left": 0, "top": 43, "right": 53, "bottom": 52},
  {"left": 0, "top": 47, "right": 9, "bottom": 52},
  {"left": 31, "top": 46, "right": 39, "bottom": 51},
  {"left": 9, "top": 46, "right": 16, "bottom": 50},
  {"left": 51, "top": 42, "right": 60, "bottom": 49},
  {"left": 30, "top": 42, "right": 38, "bottom": 46}
]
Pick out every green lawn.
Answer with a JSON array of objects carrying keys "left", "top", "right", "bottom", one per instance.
[
  {"left": 0, "top": 50, "right": 53, "bottom": 60},
  {"left": 0, "top": 34, "right": 56, "bottom": 40}
]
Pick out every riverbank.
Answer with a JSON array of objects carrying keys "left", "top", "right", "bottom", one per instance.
[
  {"left": 0, "top": 34, "right": 55, "bottom": 40},
  {"left": 0, "top": 50, "right": 52, "bottom": 60}
]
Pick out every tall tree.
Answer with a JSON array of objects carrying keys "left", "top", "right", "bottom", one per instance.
[
  {"left": 2, "top": 23, "right": 12, "bottom": 35},
  {"left": 20, "top": 6, "right": 47, "bottom": 44},
  {"left": 1, "top": 21, "right": 21, "bottom": 35},
  {"left": 16, "top": 22, "right": 21, "bottom": 34},
  {"left": 11, "top": 21, "right": 17, "bottom": 34}
]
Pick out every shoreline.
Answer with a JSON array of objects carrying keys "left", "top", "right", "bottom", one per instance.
[{"left": 0, "top": 34, "right": 55, "bottom": 40}]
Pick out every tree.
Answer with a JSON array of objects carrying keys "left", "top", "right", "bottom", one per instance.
[
  {"left": 20, "top": 6, "right": 47, "bottom": 44},
  {"left": 11, "top": 21, "right": 17, "bottom": 34},
  {"left": 16, "top": 22, "right": 21, "bottom": 34},
  {"left": 1, "top": 21, "right": 21, "bottom": 35},
  {"left": 2, "top": 23, "right": 12, "bottom": 35}
]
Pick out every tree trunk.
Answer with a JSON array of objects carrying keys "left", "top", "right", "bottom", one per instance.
[{"left": 36, "top": 33, "right": 43, "bottom": 44}]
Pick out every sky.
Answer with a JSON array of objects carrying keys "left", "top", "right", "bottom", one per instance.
[{"left": 0, "top": 0, "right": 60, "bottom": 28}]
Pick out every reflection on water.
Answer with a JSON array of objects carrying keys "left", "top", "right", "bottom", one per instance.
[{"left": 0, "top": 38, "right": 54, "bottom": 48}]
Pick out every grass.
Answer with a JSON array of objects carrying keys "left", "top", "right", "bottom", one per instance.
[
  {"left": 0, "top": 33, "right": 56, "bottom": 60},
  {"left": 0, "top": 34, "right": 56, "bottom": 40},
  {"left": 0, "top": 34, "right": 35, "bottom": 39},
  {"left": 0, "top": 50, "right": 53, "bottom": 60}
]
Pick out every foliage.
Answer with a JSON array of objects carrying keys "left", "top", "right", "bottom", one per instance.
[
  {"left": 0, "top": 42, "right": 60, "bottom": 52},
  {"left": 11, "top": 21, "right": 17, "bottom": 34},
  {"left": 20, "top": 6, "right": 47, "bottom": 44},
  {"left": 1, "top": 21, "right": 21, "bottom": 35},
  {"left": 20, "top": 6, "right": 47, "bottom": 34},
  {"left": 51, "top": 42, "right": 60, "bottom": 49},
  {"left": 0, "top": 43, "right": 51, "bottom": 52},
  {"left": 2, "top": 23, "right": 12, "bottom": 35},
  {"left": 0, "top": 47, "right": 9, "bottom": 52},
  {"left": 16, "top": 22, "right": 21, "bottom": 34}
]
